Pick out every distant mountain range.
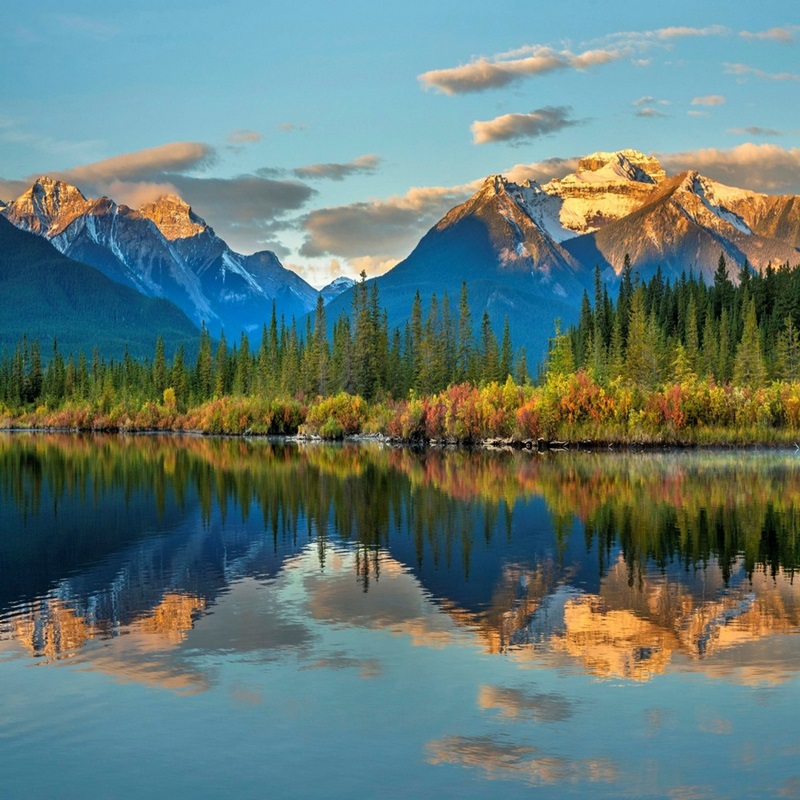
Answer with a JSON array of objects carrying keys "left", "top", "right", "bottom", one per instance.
[
  {"left": 2, "top": 177, "right": 318, "bottom": 338},
  {"left": 3, "top": 149, "right": 800, "bottom": 363}
]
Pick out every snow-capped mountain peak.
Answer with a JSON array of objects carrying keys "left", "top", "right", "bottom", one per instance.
[
  {"left": 541, "top": 149, "right": 666, "bottom": 237},
  {"left": 575, "top": 149, "right": 666, "bottom": 184}
]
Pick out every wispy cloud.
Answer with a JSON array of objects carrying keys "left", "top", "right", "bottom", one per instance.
[
  {"left": 655, "top": 25, "right": 729, "bottom": 39},
  {"left": 277, "top": 122, "right": 307, "bottom": 133},
  {"left": 55, "top": 15, "right": 120, "bottom": 41},
  {"left": 633, "top": 96, "right": 655, "bottom": 106},
  {"left": 600, "top": 25, "right": 729, "bottom": 51},
  {"left": 658, "top": 143, "right": 800, "bottom": 193},
  {"left": 227, "top": 129, "right": 261, "bottom": 144},
  {"left": 636, "top": 107, "right": 668, "bottom": 118},
  {"left": 740, "top": 26, "right": 797, "bottom": 44},
  {"left": 57, "top": 142, "right": 217, "bottom": 185},
  {"left": 419, "top": 46, "right": 623, "bottom": 95},
  {"left": 728, "top": 126, "right": 783, "bottom": 137},
  {"left": 294, "top": 154, "right": 381, "bottom": 181},
  {"left": 724, "top": 62, "right": 800, "bottom": 81},
  {"left": 471, "top": 107, "right": 578, "bottom": 145},
  {"left": 691, "top": 95, "right": 726, "bottom": 106}
]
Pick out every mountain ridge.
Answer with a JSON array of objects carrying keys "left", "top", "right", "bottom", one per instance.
[{"left": 3, "top": 178, "right": 318, "bottom": 336}]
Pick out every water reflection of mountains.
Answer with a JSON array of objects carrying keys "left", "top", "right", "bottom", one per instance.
[{"left": 2, "top": 433, "right": 800, "bottom": 680}]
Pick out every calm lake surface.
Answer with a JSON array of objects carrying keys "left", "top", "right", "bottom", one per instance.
[{"left": 2, "top": 434, "right": 800, "bottom": 799}]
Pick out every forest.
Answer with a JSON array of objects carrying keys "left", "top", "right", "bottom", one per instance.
[{"left": 3, "top": 256, "right": 800, "bottom": 445}]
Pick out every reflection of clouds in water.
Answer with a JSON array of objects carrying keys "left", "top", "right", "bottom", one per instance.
[
  {"left": 777, "top": 777, "right": 800, "bottom": 798},
  {"left": 478, "top": 685, "right": 574, "bottom": 722},
  {"left": 667, "top": 786, "right": 722, "bottom": 800},
  {"left": 304, "top": 551, "right": 465, "bottom": 648},
  {"left": 696, "top": 711, "right": 733, "bottom": 735},
  {"left": 187, "top": 573, "right": 315, "bottom": 660},
  {"left": 301, "top": 651, "right": 382, "bottom": 679},
  {"left": 229, "top": 684, "right": 264, "bottom": 706},
  {"left": 644, "top": 706, "right": 676, "bottom": 738},
  {"left": 426, "top": 735, "right": 617, "bottom": 786}
]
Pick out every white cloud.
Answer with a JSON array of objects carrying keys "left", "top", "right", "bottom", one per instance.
[
  {"left": 740, "top": 26, "right": 797, "bottom": 44},
  {"left": 691, "top": 95, "right": 726, "bottom": 106},
  {"left": 419, "top": 46, "right": 623, "bottom": 94},
  {"left": 300, "top": 180, "right": 481, "bottom": 260},
  {"left": 471, "top": 107, "right": 578, "bottom": 145}
]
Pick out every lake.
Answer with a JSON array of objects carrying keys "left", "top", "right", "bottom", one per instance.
[{"left": 2, "top": 433, "right": 800, "bottom": 799}]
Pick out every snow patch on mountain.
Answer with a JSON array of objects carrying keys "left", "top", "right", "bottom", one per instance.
[
  {"left": 690, "top": 175, "right": 752, "bottom": 234},
  {"left": 542, "top": 150, "right": 664, "bottom": 237}
]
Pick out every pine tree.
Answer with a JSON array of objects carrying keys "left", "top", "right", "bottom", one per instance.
[
  {"left": 733, "top": 297, "right": 767, "bottom": 388},
  {"left": 152, "top": 336, "right": 167, "bottom": 398},
  {"left": 500, "top": 318, "right": 513, "bottom": 381},
  {"left": 233, "top": 333, "right": 252, "bottom": 395},
  {"left": 776, "top": 315, "right": 800, "bottom": 382},
  {"left": 546, "top": 319, "right": 575, "bottom": 381},
  {"left": 195, "top": 323, "right": 213, "bottom": 400},
  {"left": 171, "top": 344, "right": 188, "bottom": 411},
  {"left": 456, "top": 282, "right": 473, "bottom": 383},
  {"left": 214, "top": 331, "right": 228, "bottom": 398},
  {"left": 625, "top": 286, "right": 658, "bottom": 387},
  {"left": 479, "top": 311, "right": 500, "bottom": 383}
]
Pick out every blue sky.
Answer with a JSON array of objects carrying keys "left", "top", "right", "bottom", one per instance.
[{"left": 2, "top": 1, "right": 799, "bottom": 285}]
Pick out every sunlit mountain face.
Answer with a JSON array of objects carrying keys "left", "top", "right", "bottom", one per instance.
[{"left": 2, "top": 434, "right": 800, "bottom": 799}]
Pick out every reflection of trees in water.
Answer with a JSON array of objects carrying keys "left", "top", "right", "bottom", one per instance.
[
  {"left": 3, "top": 435, "right": 800, "bottom": 580},
  {"left": 3, "top": 434, "right": 800, "bottom": 678}
]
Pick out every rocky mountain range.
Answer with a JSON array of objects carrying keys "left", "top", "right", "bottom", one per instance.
[
  {"left": 327, "top": 148, "right": 800, "bottom": 360},
  {"left": 3, "top": 148, "right": 800, "bottom": 362},
  {"left": 2, "top": 178, "right": 318, "bottom": 337}
]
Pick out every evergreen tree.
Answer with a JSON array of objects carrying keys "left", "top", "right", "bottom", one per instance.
[
  {"left": 456, "top": 282, "right": 473, "bottom": 383},
  {"left": 152, "top": 336, "right": 167, "bottom": 398},
  {"left": 776, "top": 315, "right": 800, "bottom": 382},
  {"left": 733, "top": 297, "right": 767, "bottom": 388}
]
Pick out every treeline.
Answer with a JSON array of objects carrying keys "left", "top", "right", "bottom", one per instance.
[
  {"left": 0, "top": 279, "right": 526, "bottom": 412},
  {"left": 564, "top": 255, "right": 800, "bottom": 388}
]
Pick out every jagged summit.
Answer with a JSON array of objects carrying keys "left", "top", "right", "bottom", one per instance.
[
  {"left": 6, "top": 176, "right": 91, "bottom": 237},
  {"left": 541, "top": 149, "right": 666, "bottom": 237},
  {"left": 576, "top": 149, "right": 666, "bottom": 183},
  {"left": 139, "top": 194, "right": 207, "bottom": 240}
]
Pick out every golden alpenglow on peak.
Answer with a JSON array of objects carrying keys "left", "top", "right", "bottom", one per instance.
[
  {"left": 576, "top": 149, "right": 666, "bottom": 183},
  {"left": 138, "top": 194, "right": 207, "bottom": 240}
]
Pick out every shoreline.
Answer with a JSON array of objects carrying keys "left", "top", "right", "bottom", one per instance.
[{"left": 2, "top": 424, "right": 799, "bottom": 452}]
